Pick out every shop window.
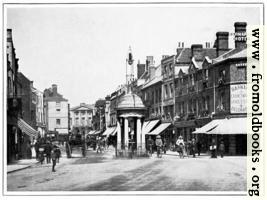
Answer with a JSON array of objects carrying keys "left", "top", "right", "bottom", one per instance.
[
  {"left": 219, "top": 69, "right": 226, "bottom": 85},
  {"left": 170, "top": 83, "right": 174, "bottom": 98},
  {"left": 164, "top": 85, "right": 168, "bottom": 99},
  {"left": 218, "top": 92, "right": 225, "bottom": 111}
]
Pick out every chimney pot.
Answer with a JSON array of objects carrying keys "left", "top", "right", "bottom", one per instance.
[
  {"left": 215, "top": 32, "right": 229, "bottom": 57},
  {"left": 191, "top": 44, "right": 203, "bottom": 60},
  {"left": 234, "top": 22, "right": 247, "bottom": 49},
  {"left": 52, "top": 84, "right": 57, "bottom": 96}
]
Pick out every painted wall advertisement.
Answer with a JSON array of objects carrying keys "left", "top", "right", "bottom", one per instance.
[{"left": 230, "top": 84, "right": 247, "bottom": 113}]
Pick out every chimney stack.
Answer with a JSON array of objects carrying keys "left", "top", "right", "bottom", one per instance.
[
  {"left": 137, "top": 63, "right": 146, "bottom": 79},
  {"left": 215, "top": 32, "right": 229, "bottom": 57},
  {"left": 52, "top": 84, "right": 57, "bottom": 96},
  {"left": 191, "top": 44, "right": 203, "bottom": 60},
  {"left": 7, "top": 29, "right": 13, "bottom": 41},
  {"left": 30, "top": 81, "right": 34, "bottom": 88},
  {"left": 205, "top": 42, "right": 211, "bottom": 48},
  {"left": 234, "top": 22, "right": 247, "bottom": 49}
]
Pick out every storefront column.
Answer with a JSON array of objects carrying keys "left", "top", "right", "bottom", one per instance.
[
  {"left": 136, "top": 118, "right": 142, "bottom": 152},
  {"left": 141, "top": 121, "right": 146, "bottom": 151},
  {"left": 117, "top": 121, "right": 121, "bottom": 150},
  {"left": 124, "top": 118, "right": 129, "bottom": 149}
]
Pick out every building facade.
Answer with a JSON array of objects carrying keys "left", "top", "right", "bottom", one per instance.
[
  {"left": 175, "top": 22, "right": 247, "bottom": 155},
  {"left": 70, "top": 103, "right": 94, "bottom": 136},
  {"left": 7, "top": 29, "right": 21, "bottom": 163},
  {"left": 32, "top": 88, "right": 46, "bottom": 137},
  {"left": 44, "top": 84, "right": 69, "bottom": 141}
]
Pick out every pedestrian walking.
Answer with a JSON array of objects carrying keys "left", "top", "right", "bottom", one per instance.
[
  {"left": 34, "top": 140, "right": 40, "bottom": 160},
  {"left": 45, "top": 141, "right": 52, "bottom": 164},
  {"left": 176, "top": 136, "right": 185, "bottom": 158},
  {"left": 39, "top": 147, "right": 45, "bottom": 164},
  {"left": 155, "top": 135, "right": 163, "bottom": 158},
  {"left": 162, "top": 138, "right": 167, "bottom": 154},
  {"left": 55, "top": 146, "right": 61, "bottom": 163},
  {"left": 191, "top": 138, "right": 196, "bottom": 158},
  {"left": 147, "top": 136, "right": 154, "bottom": 156},
  {"left": 210, "top": 139, "right": 217, "bottom": 158},
  {"left": 219, "top": 140, "right": 225, "bottom": 158},
  {"left": 196, "top": 140, "right": 201, "bottom": 156},
  {"left": 96, "top": 137, "right": 102, "bottom": 154},
  {"left": 51, "top": 147, "right": 57, "bottom": 172}
]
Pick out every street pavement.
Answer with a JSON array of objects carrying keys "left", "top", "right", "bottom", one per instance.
[{"left": 7, "top": 147, "right": 246, "bottom": 191}]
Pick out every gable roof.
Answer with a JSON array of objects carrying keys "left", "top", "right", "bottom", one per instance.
[
  {"left": 175, "top": 48, "right": 217, "bottom": 64},
  {"left": 71, "top": 104, "right": 94, "bottom": 111}
]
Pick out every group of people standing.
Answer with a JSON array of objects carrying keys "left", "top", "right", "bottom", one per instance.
[
  {"left": 34, "top": 140, "right": 61, "bottom": 172},
  {"left": 147, "top": 135, "right": 226, "bottom": 159},
  {"left": 175, "top": 136, "right": 201, "bottom": 158}
]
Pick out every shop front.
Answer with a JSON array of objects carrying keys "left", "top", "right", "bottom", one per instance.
[{"left": 193, "top": 116, "right": 247, "bottom": 155}]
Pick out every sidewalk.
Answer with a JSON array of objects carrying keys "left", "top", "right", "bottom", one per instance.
[{"left": 7, "top": 158, "right": 40, "bottom": 173}]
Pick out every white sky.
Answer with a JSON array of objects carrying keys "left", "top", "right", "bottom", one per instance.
[{"left": 6, "top": 4, "right": 261, "bottom": 107}]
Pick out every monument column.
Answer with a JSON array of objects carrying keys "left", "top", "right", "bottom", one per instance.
[
  {"left": 141, "top": 121, "right": 146, "bottom": 152},
  {"left": 136, "top": 118, "right": 142, "bottom": 154},
  {"left": 117, "top": 121, "right": 121, "bottom": 150},
  {"left": 124, "top": 118, "right": 129, "bottom": 149}
]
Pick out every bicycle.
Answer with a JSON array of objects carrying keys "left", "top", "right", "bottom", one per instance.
[{"left": 156, "top": 146, "right": 162, "bottom": 158}]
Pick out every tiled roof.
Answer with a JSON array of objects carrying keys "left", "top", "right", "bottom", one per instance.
[
  {"left": 45, "top": 95, "right": 68, "bottom": 102},
  {"left": 176, "top": 48, "right": 191, "bottom": 63},
  {"left": 213, "top": 48, "right": 246, "bottom": 64},
  {"left": 142, "top": 75, "right": 163, "bottom": 90},
  {"left": 176, "top": 48, "right": 217, "bottom": 64}
]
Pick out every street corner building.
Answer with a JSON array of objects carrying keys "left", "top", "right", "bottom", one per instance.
[{"left": 102, "top": 22, "right": 248, "bottom": 157}]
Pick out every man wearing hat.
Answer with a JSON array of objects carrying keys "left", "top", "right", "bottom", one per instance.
[
  {"left": 155, "top": 135, "right": 163, "bottom": 158},
  {"left": 176, "top": 135, "right": 185, "bottom": 158}
]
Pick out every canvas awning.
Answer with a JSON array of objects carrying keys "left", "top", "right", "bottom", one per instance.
[
  {"left": 88, "top": 130, "right": 96, "bottom": 135},
  {"left": 193, "top": 117, "right": 247, "bottom": 135},
  {"left": 147, "top": 123, "right": 171, "bottom": 135},
  {"left": 111, "top": 126, "right": 118, "bottom": 136},
  {"left": 102, "top": 127, "right": 116, "bottom": 137},
  {"left": 192, "top": 120, "right": 220, "bottom": 134},
  {"left": 142, "top": 120, "right": 159, "bottom": 135},
  {"left": 55, "top": 128, "right": 68, "bottom": 134},
  {"left": 18, "top": 118, "right": 38, "bottom": 137}
]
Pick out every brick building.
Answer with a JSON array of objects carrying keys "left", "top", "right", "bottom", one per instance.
[
  {"left": 7, "top": 29, "right": 21, "bottom": 163},
  {"left": 175, "top": 22, "right": 247, "bottom": 155}
]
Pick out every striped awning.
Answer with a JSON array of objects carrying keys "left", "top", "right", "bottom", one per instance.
[
  {"left": 142, "top": 120, "right": 160, "bottom": 135},
  {"left": 147, "top": 123, "right": 171, "bottom": 135},
  {"left": 18, "top": 118, "right": 38, "bottom": 137},
  {"left": 102, "top": 127, "right": 116, "bottom": 137},
  {"left": 193, "top": 117, "right": 247, "bottom": 135}
]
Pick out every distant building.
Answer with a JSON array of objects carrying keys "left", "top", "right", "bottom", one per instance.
[
  {"left": 104, "top": 96, "right": 111, "bottom": 129},
  {"left": 44, "top": 84, "right": 69, "bottom": 141},
  {"left": 32, "top": 87, "right": 46, "bottom": 137},
  {"left": 70, "top": 103, "right": 94, "bottom": 135}
]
